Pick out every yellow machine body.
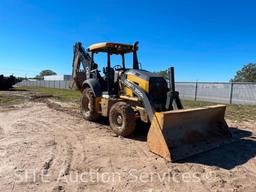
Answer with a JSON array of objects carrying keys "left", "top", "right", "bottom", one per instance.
[{"left": 125, "top": 73, "right": 149, "bottom": 97}]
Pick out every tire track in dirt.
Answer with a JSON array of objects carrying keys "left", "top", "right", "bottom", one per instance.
[
  {"left": 0, "top": 125, "right": 4, "bottom": 140},
  {"left": 34, "top": 112, "right": 93, "bottom": 192}
]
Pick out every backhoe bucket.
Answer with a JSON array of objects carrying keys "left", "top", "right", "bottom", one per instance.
[{"left": 147, "top": 105, "right": 232, "bottom": 162}]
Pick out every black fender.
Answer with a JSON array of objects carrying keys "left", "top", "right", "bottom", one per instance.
[{"left": 82, "top": 79, "right": 102, "bottom": 97}]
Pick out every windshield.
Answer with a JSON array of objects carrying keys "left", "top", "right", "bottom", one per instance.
[{"left": 93, "top": 52, "right": 134, "bottom": 70}]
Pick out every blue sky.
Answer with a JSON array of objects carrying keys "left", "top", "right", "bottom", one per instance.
[{"left": 0, "top": 0, "right": 256, "bottom": 81}]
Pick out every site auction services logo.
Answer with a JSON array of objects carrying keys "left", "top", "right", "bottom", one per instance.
[{"left": 14, "top": 168, "right": 216, "bottom": 184}]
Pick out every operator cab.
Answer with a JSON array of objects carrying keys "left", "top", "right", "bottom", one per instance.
[{"left": 87, "top": 42, "right": 140, "bottom": 95}]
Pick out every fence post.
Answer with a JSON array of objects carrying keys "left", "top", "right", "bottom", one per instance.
[
  {"left": 229, "top": 82, "right": 234, "bottom": 104},
  {"left": 194, "top": 81, "right": 198, "bottom": 101}
]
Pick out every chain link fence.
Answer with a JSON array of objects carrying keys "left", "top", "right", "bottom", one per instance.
[
  {"left": 16, "top": 80, "right": 256, "bottom": 105},
  {"left": 176, "top": 82, "right": 256, "bottom": 105},
  {"left": 16, "top": 80, "right": 70, "bottom": 89}
]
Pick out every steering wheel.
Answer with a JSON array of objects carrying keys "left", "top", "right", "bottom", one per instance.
[{"left": 113, "top": 65, "right": 122, "bottom": 70}]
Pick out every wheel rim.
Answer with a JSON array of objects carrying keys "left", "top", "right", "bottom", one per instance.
[
  {"left": 114, "top": 112, "right": 123, "bottom": 127},
  {"left": 116, "top": 114, "right": 123, "bottom": 125},
  {"left": 82, "top": 95, "right": 89, "bottom": 112}
]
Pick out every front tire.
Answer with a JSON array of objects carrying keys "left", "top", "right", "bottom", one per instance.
[
  {"left": 80, "top": 88, "right": 100, "bottom": 121},
  {"left": 109, "top": 102, "right": 136, "bottom": 137}
]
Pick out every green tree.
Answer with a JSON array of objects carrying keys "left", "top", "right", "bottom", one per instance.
[
  {"left": 39, "top": 70, "right": 57, "bottom": 77},
  {"left": 153, "top": 70, "right": 170, "bottom": 79},
  {"left": 34, "top": 75, "right": 44, "bottom": 80},
  {"left": 231, "top": 63, "right": 256, "bottom": 82},
  {"left": 157, "top": 70, "right": 168, "bottom": 79},
  {"left": 34, "top": 70, "right": 57, "bottom": 79}
]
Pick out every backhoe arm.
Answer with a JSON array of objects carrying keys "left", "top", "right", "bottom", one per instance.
[{"left": 70, "top": 42, "right": 93, "bottom": 90}]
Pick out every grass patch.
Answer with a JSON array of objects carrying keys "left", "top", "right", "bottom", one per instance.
[
  {"left": 17, "top": 87, "right": 81, "bottom": 102},
  {"left": 0, "top": 93, "right": 25, "bottom": 106},
  {"left": 7, "top": 87, "right": 256, "bottom": 122},
  {"left": 182, "top": 100, "right": 256, "bottom": 122}
]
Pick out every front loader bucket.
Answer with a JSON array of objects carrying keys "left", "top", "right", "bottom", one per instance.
[{"left": 147, "top": 105, "right": 232, "bottom": 162}]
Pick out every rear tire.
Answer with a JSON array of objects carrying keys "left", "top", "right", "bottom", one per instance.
[
  {"left": 80, "top": 88, "right": 100, "bottom": 121},
  {"left": 109, "top": 102, "right": 136, "bottom": 137}
]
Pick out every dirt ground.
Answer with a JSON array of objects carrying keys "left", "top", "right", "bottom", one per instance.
[{"left": 0, "top": 91, "right": 256, "bottom": 192}]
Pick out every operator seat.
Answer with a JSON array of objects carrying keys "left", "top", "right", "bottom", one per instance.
[{"left": 103, "top": 67, "right": 118, "bottom": 95}]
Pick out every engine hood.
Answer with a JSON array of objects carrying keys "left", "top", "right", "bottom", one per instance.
[{"left": 124, "top": 69, "right": 163, "bottom": 81}]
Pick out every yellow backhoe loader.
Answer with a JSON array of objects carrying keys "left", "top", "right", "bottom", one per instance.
[{"left": 70, "top": 41, "right": 232, "bottom": 161}]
